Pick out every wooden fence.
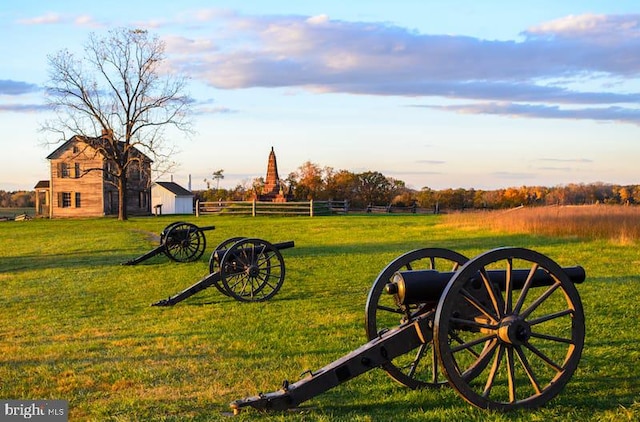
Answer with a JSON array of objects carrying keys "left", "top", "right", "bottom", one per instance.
[{"left": 195, "top": 200, "right": 348, "bottom": 217}]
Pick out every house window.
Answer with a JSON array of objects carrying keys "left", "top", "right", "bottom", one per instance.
[
  {"left": 75, "top": 192, "right": 81, "bottom": 208},
  {"left": 72, "top": 145, "right": 79, "bottom": 154},
  {"left": 74, "top": 163, "right": 81, "bottom": 178},
  {"left": 61, "top": 192, "right": 71, "bottom": 208},
  {"left": 104, "top": 162, "right": 115, "bottom": 182},
  {"left": 130, "top": 164, "right": 141, "bottom": 181},
  {"left": 60, "top": 163, "right": 70, "bottom": 178},
  {"left": 138, "top": 191, "right": 147, "bottom": 208}
]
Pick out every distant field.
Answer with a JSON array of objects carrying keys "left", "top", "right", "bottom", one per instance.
[
  {"left": 444, "top": 204, "right": 640, "bottom": 244},
  {"left": 0, "top": 212, "right": 638, "bottom": 421},
  {"left": 0, "top": 207, "right": 35, "bottom": 218}
]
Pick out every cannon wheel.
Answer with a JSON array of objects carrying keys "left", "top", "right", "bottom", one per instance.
[
  {"left": 365, "top": 248, "right": 471, "bottom": 389},
  {"left": 219, "top": 238, "right": 285, "bottom": 302},
  {"left": 208, "top": 237, "right": 247, "bottom": 296},
  {"left": 434, "top": 247, "right": 585, "bottom": 410},
  {"left": 164, "top": 222, "right": 207, "bottom": 263},
  {"left": 160, "top": 221, "right": 186, "bottom": 244}
]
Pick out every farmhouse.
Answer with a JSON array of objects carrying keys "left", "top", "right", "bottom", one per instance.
[
  {"left": 36, "top": 134, "right": 152, "bottom": 218},
  {"left": 151, "top": 181, "right": 194, "bottom": 215}
]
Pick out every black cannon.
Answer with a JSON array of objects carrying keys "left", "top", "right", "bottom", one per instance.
[
  {"left": 231, "top": 247, "right": 585, "bottom": 412},
  {"left": 122, "top": 222, "right": 216, "bottom": 265},
  {"left": 152, "top": 237, "right": 295, "bottom": 305}
]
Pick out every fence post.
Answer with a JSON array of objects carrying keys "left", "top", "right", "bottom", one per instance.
[
  {"left": 195, "top": 199, "right": 200, "bottom": 217},
  {"left": 310, "top": 199, "right": 314, "bottom": 217},
  {"left": 252, "top": 199, "right": 256, "bottom": 217}
]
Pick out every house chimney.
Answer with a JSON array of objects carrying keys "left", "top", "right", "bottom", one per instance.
[{"left": 188, "top": 174, "right": 192, "bottom": 191}]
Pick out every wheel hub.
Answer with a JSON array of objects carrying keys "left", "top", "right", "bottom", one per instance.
[
  {"left": 246, "top": 264, "right": 260, "bottom": 278},
  {"left": 497, "top": 315, "right": 531, "bottom": 345}
]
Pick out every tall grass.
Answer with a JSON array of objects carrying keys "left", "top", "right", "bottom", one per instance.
[{"left": 443, "top": 204, "right": 640, "bottom": 244}]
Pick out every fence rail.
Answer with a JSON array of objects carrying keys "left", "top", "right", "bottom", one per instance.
[{"left": 195, "top": 200, "right": 348, "bottom": 217}]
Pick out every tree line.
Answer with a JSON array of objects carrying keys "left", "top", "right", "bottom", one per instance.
[
  {"left": 196, "top": 161, "right": 640, "bottom": 211},
  {"left": 4, "top": 163, "right": 637, "bottom": 211}
]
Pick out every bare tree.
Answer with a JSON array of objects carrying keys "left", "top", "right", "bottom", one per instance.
[{"left": 42, "top": 28, "right": 192, "bottom": 220}]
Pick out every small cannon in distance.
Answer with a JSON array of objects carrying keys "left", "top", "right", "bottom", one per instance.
[
  {"left": 151, "top": 237, "right": 295, "bottom": 305},
  {"left": 122, "top": 221, "right": 215, "bottom": 265},
  {"left": 230, "top": 247, "right": 585, "bottom": 413}
]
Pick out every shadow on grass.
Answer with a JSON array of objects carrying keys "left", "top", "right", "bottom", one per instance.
[{"left": 1, "top": 232, "right": 586, "bottom": 274}]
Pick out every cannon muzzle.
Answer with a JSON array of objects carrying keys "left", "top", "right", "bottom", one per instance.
[{"left": 386, "top": 265, "right": 585, "bottom": 305}]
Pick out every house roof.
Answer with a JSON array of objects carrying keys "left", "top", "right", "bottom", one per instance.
[
  {"left": 46, "top": 136, "right": 152, "bottom": 162},
  {"left": 34, "top": 180, "right": 50, "bottom": 189},
  {"left": 154, "top": 181, "right": 193, "bottom": 196}
]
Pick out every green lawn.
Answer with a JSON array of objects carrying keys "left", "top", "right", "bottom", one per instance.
[{"left": 0, "top": 215, "right": 638, "bottom": 421}]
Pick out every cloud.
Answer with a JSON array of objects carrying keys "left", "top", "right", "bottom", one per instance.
[
  {"left": 17, "top": 12, "right": 103, "bottom": 28},
  {"left": 491, "top": 171, "right": 537, "bottom": 180},
  {"left": 538, "top": 158, "right": 593, "bottom": 163},
  {"left": 524, "top": 14, "right": 640, "bottom": 43},
  {"left": 164, "top": 11, "right": 640, "bottom": 124},
  {"left": 0, "top": 80, "right": 40, "bottom": 95},
  {"left": 415, "top": 160, "right": 446, "bottom": 165},
  {"left": 416, "top": 102, "right": 640, "bottom": 125},
  {"left": 17, "top": 13, "right": 62, "bottom": 25},
  {"left": 0, "top": 104, "right": 50, "bottom": 113},
  {"left": 169, "top": 12, "right": 640, "bottom": 88}
]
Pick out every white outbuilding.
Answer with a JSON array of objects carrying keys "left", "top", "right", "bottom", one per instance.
[{"left": 151, "top": 181, "right": 194, "bottom": 215}]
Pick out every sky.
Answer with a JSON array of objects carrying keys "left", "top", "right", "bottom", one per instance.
[{"left": 1, "top": 0, "right": 639, "bottom": 192}]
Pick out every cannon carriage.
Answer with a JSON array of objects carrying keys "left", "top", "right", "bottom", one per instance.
[
  {"left": 122, "top": 221, "right": 216, "bottom": 265},
  {"left": 231, "top": 246, "right": 585, "bottom": 412},
  {"left": 151, "top": 237, "right": 295, "bottom": 305}
]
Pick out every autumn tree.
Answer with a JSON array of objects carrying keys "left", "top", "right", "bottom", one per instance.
[
  {"left": 325, "top": 169, "right": 359, "bottom": 203},
  {"left": 355, "top": 171, "right": 398, "bottom": 207},
  {"left": 288, "top": 161, "right": 326, "bottom": 200},
  {"left": 43, "top": 28, "right": 192, "bottom": 220}
]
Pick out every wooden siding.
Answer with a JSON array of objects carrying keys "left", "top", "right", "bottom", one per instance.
[
  {"left": 47, "top": 138, "right": 152, "bottom": 218},
  {"left": 50, "top": 143, "right": 106, "bottom": 218},
  {"left": 151, "top": 185, "right": 193, "bottom": 214}
]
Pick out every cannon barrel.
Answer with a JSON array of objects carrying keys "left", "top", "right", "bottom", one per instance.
[{"left": 386, "top": 266, "right": 585, "bottom": 305}]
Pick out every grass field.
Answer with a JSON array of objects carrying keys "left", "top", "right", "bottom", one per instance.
[{"left": 0, "top": 212, "right": 638, "bottom": 421}]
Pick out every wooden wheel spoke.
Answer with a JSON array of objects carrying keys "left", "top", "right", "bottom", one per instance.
[
  {"left": 520, "top": 281, "right": 561, "bottom": 319},
  {"left": 451, "top": 317, "right": 498, "bottom": 331},
  {"left": 405, "top": 343, "right": 428, "bottom": 378},
  {"left": 506, "top": 347, "right": 516, "bottom": 403},
  {"left": 528, "top": 309, "right": 574, "bottom": 326},
  {"left": 450, "top": 333, "right": 496, "bottom": 354},
  {"left": 461, "top": 288, "right": 499, "bottom": 324},
  {"left": 479, "top": 267, "right": 504, "bottom": 318},
  {"left": 523, "top": 342, "right": 563, "bottom": 372},
  {"left": 462, "top": 337, "right": 498, "bottom": 377},
  {"left": 529, "top": 331, "right": 574, "bottom": 344},
  {"left": 483, "top": 343, "right": 505, "bottom": 398},
  {"left": 504, "top": 258, "right": 514, "bottom": 314},
  {"left": 513, "top": 263, "right": 539, "bottom": 314},
  {"left": 376, "top": 304, "right": 404, "bottom": 314},
  {"left": 514, "top": 345, "right": 542, "bottom": 394}
]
